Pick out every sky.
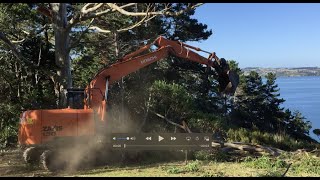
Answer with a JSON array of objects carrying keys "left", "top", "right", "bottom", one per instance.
[{"left": 187, "top": 3, "right": 320, "bottom": 68}]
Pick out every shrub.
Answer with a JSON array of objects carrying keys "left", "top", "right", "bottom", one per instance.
[
  {"left": 291, "top": 154, "right": 320, "bottom": 174},
  {"left": 226, "top": 128, "right": 316, "bottom": 151},
  {"left": 166, "top": 166, "right": 183, "bottom": 174},
  {"left": 194, "top": 150, "right": 231, "bottom": 162},
  {"left": 243, "top": 155, "right": 288, "bottom": 169},
  {"left": 201, "top": 171, "right": 225, "bottom": 177},
  {"left": 185, "top": 160, "right": 200, "bottom": 172}
]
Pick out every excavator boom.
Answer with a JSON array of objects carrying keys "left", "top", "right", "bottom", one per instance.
[{"left": 86, "top": 36, "right": 239, "bottom": 121}]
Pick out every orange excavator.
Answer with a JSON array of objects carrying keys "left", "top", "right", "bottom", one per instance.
[{"left": 18, "top": 36, "right": 239, "bottom": 171}]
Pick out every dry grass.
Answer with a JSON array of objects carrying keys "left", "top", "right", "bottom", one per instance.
[{"left": 0, "top": 148, "right": 319, "bottom": 177}]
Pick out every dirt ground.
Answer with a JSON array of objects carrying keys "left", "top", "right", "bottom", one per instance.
[
  {"left": 1, "top": 148, "right": 319, "bottom": 177},
  {"left": 0, "top": 148, "right": 54, "bottom": 177}
]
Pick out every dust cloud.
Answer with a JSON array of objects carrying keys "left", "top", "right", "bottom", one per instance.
[
  {"left": 49, "top": 105, "right": 186, "bottom": 172},
  {"left": 49, "top": 105, "right": 141, "bottom": 172}
]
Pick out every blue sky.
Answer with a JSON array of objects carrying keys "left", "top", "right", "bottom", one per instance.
[{"left": 187, "top": 3, "right": 320, "bottom": 68}]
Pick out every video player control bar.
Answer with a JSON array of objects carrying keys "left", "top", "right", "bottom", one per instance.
[{"left": 111, "top": 133, "right": 222, "bottom": 150}]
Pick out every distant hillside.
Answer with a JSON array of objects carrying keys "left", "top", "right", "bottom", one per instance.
[{"left": 242, "top": 67, "right": 320, "bottom": 77}]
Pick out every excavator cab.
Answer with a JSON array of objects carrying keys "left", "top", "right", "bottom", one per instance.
[{"left": 66, "top": 88, "right": 85, "bottom": 109}]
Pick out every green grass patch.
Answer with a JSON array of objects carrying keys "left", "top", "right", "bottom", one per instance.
[
  {"left": 243, "top": 155, "right": 288, "bottom": 169},
  {"left": 164, "top": 160, "right": 201, "bottom": 174},
  {"left": 290, "top": 154, "right": 320, "bottom": 175}
]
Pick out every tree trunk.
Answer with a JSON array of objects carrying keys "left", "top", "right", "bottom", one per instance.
[
  {"left": 51, "top": 3, "right": 72, "bottom": 108},
  {"left": 114, "top": 32, "right": 124, "bottom": 123}
]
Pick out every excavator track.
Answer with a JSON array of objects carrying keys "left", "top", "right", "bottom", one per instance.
[
  {"left": 40, "top": 150, "right": 66, "bottom": 172},
  {"left": 23, "top": 147, "right": 41, "bottom": 165}
]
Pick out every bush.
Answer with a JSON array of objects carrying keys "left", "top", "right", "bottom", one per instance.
[
  {"left": 257, "top": 170, "right": 283, "bottom": 177},
  {"left": 188, "top": 112, "right": 228, "bottom": 134},
  {"left": 194, "top": 150, "right": 231, "bottom": 162},
  {"left": 243, "top": 155, "right": 288, "bottom": 169},
  {"left": 194, "top": 150, "right": 214, "bottom": 161},
  {"left": 226, "top": 128, "right": 316, "bottom": 151},
  {"left": 165, "top": 160, "right": 201, "bottom": 174},
  {"left": 291, "top": 154, "right": 320, "bottom": 174},
  {"left": 0, "top": 125, "right": 18, "bottom": 148},
  {"left": 185, "top": 160, "right": 200, "bottom": 172},
  {"left": 0, "top": 103, "right": 20, "bottom": 148},
  {"left": 201, "top": 171, "right": 225, "bottom": 177},
  {"left": 166, "top": 166, "right": 183, "bottom": 174}
]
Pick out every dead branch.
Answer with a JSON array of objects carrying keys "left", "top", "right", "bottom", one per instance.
[
  {"left": 68, "top": 3, "right": 203, "bottom": 37},
  {"left": 69, "top": 3, "right": 137, "bottom": 27},
  {"left": 11, "top": 39, "right": 25, "bottom": 44},
  {"left": 182, "top": 120, "right": 192, "bottom": 133},
  {"left": 282, "top": 163, "right": 292, "bottom": 177},
  {"left": 89, "top": 14, "right": 157, "bottom": 34},
  {"left": 0, "top": 31, "right": 56, "bottom": 78},
  {"left": 219, "top": 142, "right": 284, "bottom": 156},
  {"left": 0, "top": 32, "right": 23, "bottom": 60},
  {"left": 107, "top": 3, "right": 203, "bottom": 16},
  {"left": 81, "top": 3, "right": 103, "bottom": 14},
  {"left": 117, "top": 15, "right": 157, "bottom": 33},
  {"left": 69, "top": 18, "right": 95, "bottom": 50},
  {"left": 151, "top": 110, "right": 185, "bottom": 130}
]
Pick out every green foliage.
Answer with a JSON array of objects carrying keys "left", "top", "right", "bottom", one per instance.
[
  {"left": 188, "top": 112, "right": 227, "bottom": 133},
  {"left": 227, "top": 128, "right": 316, "bottom": 151},
  {"left": 257, "top": 170, "right": 284, "bottom": 177},
  {"left": 166, "top": 166, "right": 183, "bottom": 174},
  {"left": 228, "top": 60, "right": 242, "bottom": 75},
  {"left": 193, "top": 150, "right": 213, "bottom": 161},
  {"left": 194, "top": 150, "right": 231, "bottom": 162},
  {"left": 0, "top": 121, "right": 19, "bottom": 148},
  {"left": 165, "top": 160, "right": 201, "bottom": 174},
  {"left": 290, "top": 154, "right": 320, "bottom": 174},
  {"left": 185, "top": 160, "right": 200, "bottom": 172},
  {"left": 243, "top": 153, "right": 320, "bottom": 176},
  {"left": 145, "top": 80, "right": 194, "bottom": 132},
  {"left": 313, "top": 129, "right": 320, "bottom": 141},
  {"left": 243, "top": 155, "right": 288, "bottom": 169},
  {"left": 232, "top": 71, "right": 314, "bottom": 144},
  {"left": 149, "top": 80, "right": 194, "bottom": 116},
  {"left": 201, "top": 171, "right": 225, "bottom": 177}
]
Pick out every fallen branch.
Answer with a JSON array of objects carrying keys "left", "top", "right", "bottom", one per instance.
[
  {"left": 219, "top": 142, "right": 284, "bottom": 156},
  {"left": 150, "top": 110, "right": 193, "bottom": 134},
  {"left": 0, "top": 32, "right": 23, "bottom": 60},
  {"left": 282, "top": 163, "right": 292, "bottom": 177},
  {"left": 150, "top": 110, "right": 185, "bottom": 130}
]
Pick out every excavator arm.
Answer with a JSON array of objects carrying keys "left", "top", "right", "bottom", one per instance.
[{"left": 85, "top": 36, "right": 239, "bottom": 121}]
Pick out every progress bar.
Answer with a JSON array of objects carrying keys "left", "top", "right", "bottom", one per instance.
[{"left": 113, "top": 144, "right": 211, "bottom": 150}]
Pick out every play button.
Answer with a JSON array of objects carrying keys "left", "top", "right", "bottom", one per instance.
[{"left": 158, "top": 135, "right": 164, "bottom": 142}]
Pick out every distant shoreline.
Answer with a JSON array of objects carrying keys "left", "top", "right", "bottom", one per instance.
[{"left": 242, "top": 67, "right": 320, "bottom": 77}]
